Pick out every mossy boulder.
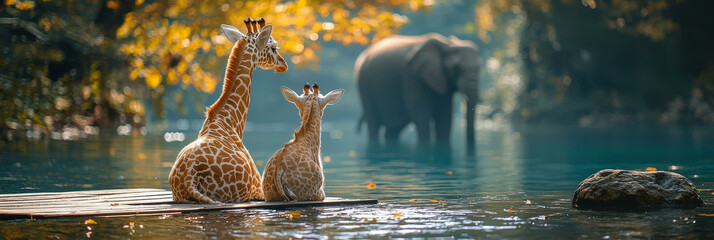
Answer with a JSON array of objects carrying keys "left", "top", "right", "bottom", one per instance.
[{"left": 573, "top": 169, "right": 704, "bottom": 210}]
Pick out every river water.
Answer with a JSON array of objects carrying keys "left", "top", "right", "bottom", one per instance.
[{"left": 1, "top": 121, "right": 713, "bottom": 239}]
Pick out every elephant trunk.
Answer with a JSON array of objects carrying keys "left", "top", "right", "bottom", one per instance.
[{"left": 466, "top": 101, "right": 476, "bottom": 150}]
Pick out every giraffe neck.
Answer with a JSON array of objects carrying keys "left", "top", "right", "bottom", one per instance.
[
  {"left": 293, "top": 105, "right": 323, "bottom": 161},
  {"left": 200, "top": 37, "right": 257, "bottom": 140}
]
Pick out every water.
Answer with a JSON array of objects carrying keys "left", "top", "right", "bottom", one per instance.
[{"left": 1, "top": 122, "right": 713, "bottom": 239}]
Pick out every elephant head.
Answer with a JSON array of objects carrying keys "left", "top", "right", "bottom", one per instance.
[{"left": 406, "top": 34, "right": 480, "bottom": 147}]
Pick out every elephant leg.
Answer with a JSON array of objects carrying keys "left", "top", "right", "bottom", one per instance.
[
  {"left": 367, "top": 121, "right": 380, "bottom": 145},
  {"left": 414, "top": 120, "right": 431, "bottom": 146},
  {"left": 384, "top": 126, "right": 403, "bottom": 143},
  {"left": 434, "top": 97, "right": 453, "bottom": 145}
]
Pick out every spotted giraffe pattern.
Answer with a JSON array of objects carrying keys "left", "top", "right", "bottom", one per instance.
[
  {"left": 262, "top": 84, "right": 344, "bottom": 201},
  {"left": 169, "top": 18, "right": 288, "bottom": 204}
]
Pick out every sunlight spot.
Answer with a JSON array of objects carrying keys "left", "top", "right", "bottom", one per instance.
[
  {"left": 525, "top": 199, "right": 532, "bottom": 204},
  {"left": 322, "top": 22, "right": 335, "bottom": 30},
  {"left": 295, "top": 43, "right": 304, "bottom": 53},
  {"left": 309, "top": 33, "right": 319, "bottom": 41},
  {"left": 330, "top": 130, "right": 343, "bottom": 139},
  {"left": 668, "top": 165, "right": 683, "bottom": 170},
  {"left": 164, "top": 132, "right": 185, "bottom": 142}
]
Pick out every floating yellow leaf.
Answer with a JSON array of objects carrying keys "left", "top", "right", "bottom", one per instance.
[
  {"left": 286, "top": 210, "right": 301, "bottom": 219},
  {"left": 431, "top": 200, "right": 439, "bottom": 203},
  {"left": 410, "top": 199, "right": 418, "bottom": 203},
  {"left": 111, "top": 203, "right": 119, "bottom": 206},
  {"left": 323, "top": 156, "right": 331, "bottom": 163},
  {"left": 366, "top": 183, "right": 377, "bottom": 189},
  {"left": 508, "top": 208, "right": 512, "bottom": 214},
  {"left": 372, "top": 218, "right": 376, "bottom": 222},
  {"left": 645, "top": 167, "right": 657, "bottom": 171},
  {"left": 445, "top": 171, "right": 453, "bottom": 175},
  {"left": 700, "top": 213, "right": 714, "bottom": 217},
  {"left": 393, "top": 213, "right": 403, "bottom": 218},
  {"left": 84, "top": 219, "right": 96, "bottom": 225},
  {"left": 440, "top": 200, "right": 446, "bottom": 205},
  {"left": 129, "top": 222, "right": 135, "bottom": 227}
]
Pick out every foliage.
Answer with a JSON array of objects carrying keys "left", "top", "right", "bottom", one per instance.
[
  {"left": 0, "top": 0, "right": 433, "bottom": 139},
  {"left": 474, "top": 0, "right": 714, "bottom": 125},
  {"left": 118, "top": 0, "right": 433, "bottom": 97}
]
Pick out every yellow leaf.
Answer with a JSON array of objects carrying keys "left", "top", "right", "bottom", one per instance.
[
  {"left": 445, "top": 171, "right": 453, "bottom": 175},
  {"left": 145, "top": 67, "right": 162, "bottom": 89},
  {"left": 287, "top": 210, "right": 301, "bottom": 219},
  {"left": 14, "top": 0, "right": 34, "bottom": 10},
  {"left": 366, "top": 183, "right": 376, "bottom": 189},
  {"left": 107, "top": 0, "right": 119, "bottom": 10},
  {"left": 129, "top": 222, "right": 135, "bottom": 227},
  {"left": 645, "top": 167, "right": 657, "bottom": 171},
  {"left": 84, "top": 219, "right": 97, "bottom": 225},
  {"left": 430, "top": 200, "right": 438, "bottom": 203},
  {"left": 410, "top": 199, "right": 417, "bottom": 203},
  {"left": 111, "top": 203, "right": 119, "bottom": 206},
  {"left": 138, "top": 153, "right": 146, "bottom": 159},
  {"left": 393, "top": 213, "right": 403, "bottom": 218}
]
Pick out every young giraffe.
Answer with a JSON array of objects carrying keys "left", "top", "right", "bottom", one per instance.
[
  {"left": 262, "top": 83, "right": 344, "bottom": 201},
  {"left": 169, "top": 18, "right": 288, "bottom": 203}
]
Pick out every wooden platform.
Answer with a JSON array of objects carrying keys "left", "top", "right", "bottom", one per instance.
[{"left": 0, "top": 188, "right": 377, "bottom": 220}]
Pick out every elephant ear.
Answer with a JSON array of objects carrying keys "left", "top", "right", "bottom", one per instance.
[{"left": 407, "top": 38, "right": 449, "bottom": 95}]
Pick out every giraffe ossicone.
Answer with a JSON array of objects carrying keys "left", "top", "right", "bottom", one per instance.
[
  {"left": 169, "top": 18, "right": 288, "bottom": 204},
  {"left": 262, "top": 84, "right": 344, "bottom": 201}
]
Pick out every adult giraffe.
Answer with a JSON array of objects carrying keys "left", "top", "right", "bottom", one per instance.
[{"left": 169, "top": 18, "right": 288, "bottom": 203}]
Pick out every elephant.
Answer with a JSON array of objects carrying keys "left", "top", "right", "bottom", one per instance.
[{"left": 354, "top": 33, "right": 480, "bottom": 150}]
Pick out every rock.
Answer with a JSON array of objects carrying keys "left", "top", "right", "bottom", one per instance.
[{"left": 572, "top": 169, "right": 704, "bottom": 210}]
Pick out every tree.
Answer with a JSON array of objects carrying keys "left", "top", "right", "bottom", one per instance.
[
  {"left": 475, "top": 0, "right": 714, "bottom": 125},
  {"left": 0, "top": 0, "right": 434, "bottom": 139}
]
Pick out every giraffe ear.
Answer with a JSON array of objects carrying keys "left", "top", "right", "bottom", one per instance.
[
  {"left": 281, "top": 86, "right": 300, "bottom": 104},
  {"left": 322, "top": 89, "right": 344, "bottom": 106},
  {"left": 257, "top": 25, "right": 272, "bottom": 50},
  {"left": 221, "top": 24, "right": 245, "bottom": 44}
]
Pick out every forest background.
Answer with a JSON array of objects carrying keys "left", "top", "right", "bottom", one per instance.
[{"left": 2, "top": 0, "right": 713, "bottom": 139}]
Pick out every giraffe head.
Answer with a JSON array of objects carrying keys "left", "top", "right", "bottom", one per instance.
[
  {"left": 280, "top": 83, "right": 343, "bottom": 121},
  {"left": 221, "top": 18, "right": 288, "bottom": 73}
]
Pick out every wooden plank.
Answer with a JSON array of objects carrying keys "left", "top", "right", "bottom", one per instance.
[{"left": 0, "top": 188, "right": 377, "bottom": 220}]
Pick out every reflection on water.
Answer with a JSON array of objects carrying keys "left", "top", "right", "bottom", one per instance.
[{"left": 1, "top": 121, "right": 714, "bottom": 238}]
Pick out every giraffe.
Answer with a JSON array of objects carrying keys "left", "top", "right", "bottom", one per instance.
[
  {"left": 262, "top": 83, "right": 344, "bottom": 201},
  {"left": 169, "top": 18, "right": 288, "bottom": 204}
]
